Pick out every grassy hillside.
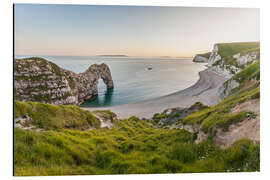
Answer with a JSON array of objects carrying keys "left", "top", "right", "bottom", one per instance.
[
  {"left": 183, "top": 61, "right": 259, "bottom": 134},
  {"left": 14, "top": 80, "right": 260, "bottom": 176},
  {"left": 14, "top": 101, "right": 100, "bottom": 130},
  {"left": 228, "top": 61, "right": 260, "bottom": 94},
  {"left": 14, "top": 117, "right": 259, "bottom": 176}
]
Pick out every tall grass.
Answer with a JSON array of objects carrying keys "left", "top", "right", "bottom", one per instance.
[
  {"left": 14, "top": 117, "right": 259, "bottom": 176},
  {"left": 14, "top": 101, "right": 100, "bottom": 130}
]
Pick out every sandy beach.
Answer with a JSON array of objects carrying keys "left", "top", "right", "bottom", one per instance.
[{"left": 83, "top": 68, "right": 228, "bottom": 119}]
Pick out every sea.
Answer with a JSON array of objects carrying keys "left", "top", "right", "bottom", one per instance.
[{"left": 15, "top": 55, "right": 206, "bottom": 107}]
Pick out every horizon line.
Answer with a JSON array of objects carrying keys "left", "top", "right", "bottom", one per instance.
[{"left": 14, "top": 54, "right": 194, "bottom": 59}]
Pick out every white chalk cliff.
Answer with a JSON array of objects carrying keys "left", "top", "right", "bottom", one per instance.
[
  {"left": 206, "top": 43, "right": 260, "bottom": 100},
  {"left": 207, "top": 44, "right": 259, "bottom": 78}
]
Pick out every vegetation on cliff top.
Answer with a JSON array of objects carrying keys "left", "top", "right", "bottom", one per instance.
[
  {"left": 14, "top": 57, "right": 76, "bottom": 89},
  {"left": 217, "top": 42, "right": 260, "bottom": 58},
  {"left": 14, "top": 57, "right": 63, "bottom": 77}
]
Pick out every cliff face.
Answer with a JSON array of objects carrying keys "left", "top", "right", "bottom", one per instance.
[
  {"left": 218, "top": 79, "right": 239, "bottom": 100},
  {"left": 218, "top": 61, "right": 260, "bottom": 101},
  {"left": 207, "top": 42, "right": 260, "bottom": 78},
  {"left": 206, "top": 42, "right": 260, "bottom": 100},
  {"left": 14, "top": 57, "right": 114, "bottom": 105}
]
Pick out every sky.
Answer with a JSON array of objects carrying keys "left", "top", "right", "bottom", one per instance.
[{"left": 14, "top": 4, "right": 260, "bottom": 57}]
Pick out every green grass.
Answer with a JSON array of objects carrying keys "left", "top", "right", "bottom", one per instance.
[
  {"left": 230, "top": 61, "right": 260, "bottom": 94},
  {"left": 217, "top": 42, "right": 260, "bottom": 58},
  {"left": 14, "top": 101, "right": 100, "bottom": 130},
  {"left": 93, "top": 110, "right": 117, "bottom": 122},
  {"left": 14, "top": 79, "right": 260, "bottom": 175},
  {"left": 14, "top": 117, "right": 259, "bottom": 176},
  {"left": 183, "top": 84, "right": 259, "bottom": 133},
  {"left": 153, "top": 113, "right": 166, "bottom": 121}
]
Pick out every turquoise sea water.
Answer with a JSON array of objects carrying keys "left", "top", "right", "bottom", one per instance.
[{"left": 15, "top": 55, "right": 206, "bottom": 107}]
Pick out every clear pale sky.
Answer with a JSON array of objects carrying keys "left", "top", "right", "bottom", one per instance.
[{"left": 14, "top": 4, "right": 260, "bottom": 57}]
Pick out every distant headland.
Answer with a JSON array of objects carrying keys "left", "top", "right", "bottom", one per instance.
[{"left": 98, "top": 55, "right": 128, "bottom": 57}]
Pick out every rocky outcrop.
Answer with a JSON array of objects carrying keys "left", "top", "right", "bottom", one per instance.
[
  {"left": 214, "top": 99, "right": 259, "bottom": 149},
  {"left": 151, "top": 102, "right": 208, "bottom": 128},
  {"left": 63, "top": 63, "right": 114, "bottom": 104},
  {"left": 207, "top": 44, "right": 238, "bottom": 78},
  {"left": 218, "top": 79, "right": 240, "bottom": 100},
  {"left": 14, "top": 57, "right": 114, "bottom": 105},
  {"left": 193, "top": 55, "right": 208, "bottom": 63},
  {"left": 208, "top": 44, "right": 222, "bottom": 66},
  {"left": 191, "top": 99, "right": 260, "bottom": 149},
  {"left": 193, "top": 52, "right": 211, "bottom": 63},
  {"left": 233, "top": 51, "right": 258, "bottom": 65}
]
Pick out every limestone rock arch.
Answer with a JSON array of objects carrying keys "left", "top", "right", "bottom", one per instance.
[
  {"left": 14, "top": 57, "right": 114, "bottom": 105},
  {"left": 76, "top": 63, "right": 114, "bottom": 103}
]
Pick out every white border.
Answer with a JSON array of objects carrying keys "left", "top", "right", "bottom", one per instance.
[{"left": 0, "top": 0, "right": 269, "bottom": 180}]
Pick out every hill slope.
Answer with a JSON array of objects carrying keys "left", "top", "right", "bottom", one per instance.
[
  {"left": 14, "top": 42, "right": 260, "bottom": 175},
  {"left": 14, "top": 101, "right": 101, "bottom": 130},
  {"left": 14, "top": 117, "right": 259, "bottom": 175}
]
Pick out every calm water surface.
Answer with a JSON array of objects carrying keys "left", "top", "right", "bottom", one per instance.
[{"left": 15, "top": 55, "right": 206, "bottom": 107}]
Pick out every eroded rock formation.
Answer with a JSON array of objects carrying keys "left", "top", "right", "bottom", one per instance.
[
  {"left": 14, "top": 57, "right": 114, "bottom": 105},
  {"left": 193, "top": 55, "right": 208, "bottom": 63}
]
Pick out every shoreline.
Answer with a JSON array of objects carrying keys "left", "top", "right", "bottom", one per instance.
[{"left": 82, "top": 68, "right": 228, "bottom": 119}]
